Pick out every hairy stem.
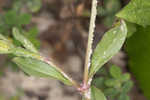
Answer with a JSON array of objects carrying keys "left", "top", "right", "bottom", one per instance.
[{"left": 83, "top": 0, "right": 98, "bottom": 86}]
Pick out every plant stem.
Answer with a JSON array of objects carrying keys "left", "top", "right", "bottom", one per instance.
[{"left": 83, "top": 0, "right": 98, "bottom": 85}]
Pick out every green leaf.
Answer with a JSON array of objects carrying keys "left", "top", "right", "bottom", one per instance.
[
  {"left": 27, "top": 38, "right": 40, "bottom": 49},
  {"left": 89, "top": 20, "right": 127, "bottom": 77},
  {"left": 0, "top": 35, "right": 14, "bottom": 54},
  {"left": 4, "top": 10, "right": 18, "bottom": 26},
  {"left": 122, "top": 81, "right": 133, "bottom": 93},
  {"left": 126, "top": 25, "right": 150, "bottom": 99},
  {"left": 91, "top": 86, "right": 107, "bottom": 100},
  {"left": 12, "top": 27, "right": 38, "bottom": 53},
  {"left": 24, "top": 27, "right": 40, "bottom": 49},
  {"left": 110, "top": 65, "right": 122, "bottom": 79},
  {"left": 27, "top": 27, "right": 39, "bottom": 37},
  {"left": 120, "top": 73, "right": 130, "bottom": 82},
  {"left": 3, "top": 10, "right": 31, "bottom": 27},
  {"left": 18, "top": 13, "right": 32, "bottom": 25},
  {"left": 11, "top": 47, "right": 41, "bottom": 60},
  {"left": 0, "top": 34, "right": 8, "bottom": 41},
  {"left": 118, "top": 94, "right": 130, "bottom": 100},
  {"left": 13, "top": 57, "right": 72, "bottom": 85},
  {"left": 116, "top": 0, "right": 150, "bottom": 26},
  {"left": 93, "top": 77, "right": 105, "bottom": 89},
  {"left": 27, "top": 0, "right": 42, "bottom": 12},
  {"left": 0, "top": 40, "right": 12, "bottom": 54},
  {"left": 126, "top": 22, "right": 137, "bottom": 38},
  {"left": 104, "top": 88, "right": 119, "bottom": 97},
  {"left": 105, "top": 79, "right": 120, "bottom": 88}
]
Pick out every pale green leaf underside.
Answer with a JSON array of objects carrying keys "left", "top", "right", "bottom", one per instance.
[
  {"left": 91, "top": 86, "right": 107, "bottom": 100},
  {"left": 12, "top": 27, "right": 38, "bottom": 53},
  {"left": 11, "top": 47, "right": 41, "bottom": 60},
  {"left": 0, "top": 33, "right": 41, "bottom": 59},
  {"left": 0, "top": 40, "right": 12, "bottom": 54},
  {"left": 89, "top": 20, "right": 127, "bottom": 77},
  {"left": 116, "top": 0, "right": 150, "bottom": 26},
  {"left": 0, "top": 34, "right": 14, "bottom": 54},
  {"left": 0, "top": 34, "right": 8, "bottom": 41},
  {"left": 13, "top": 57, "right": 72, "bottom": 85}
]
